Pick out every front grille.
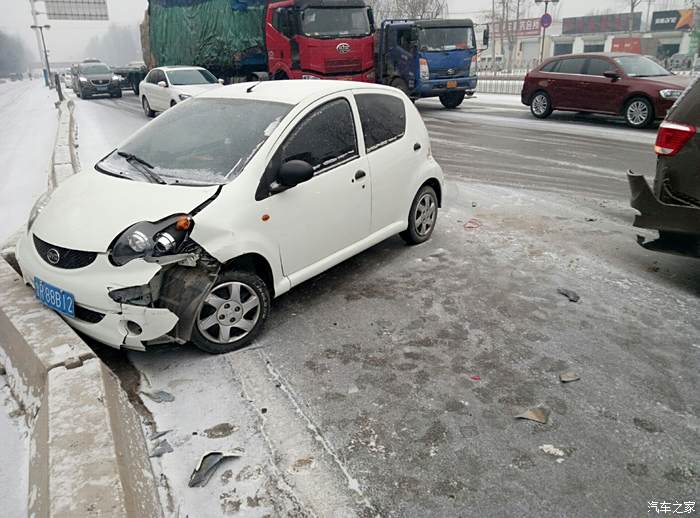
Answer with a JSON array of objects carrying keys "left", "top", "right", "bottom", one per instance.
[
  {"left": 33, "top": 235, "right": 97, "bottom": 269},
  {"left": 325, "top": 58, "right": 362, "bottom": 74},
  {"left": 74, "top": 304, "right": 105, "bottom": 324},
  {"left": 431, "top": 68, "right": 468, "bottom": 79},
  {"left": 91, "top": 79, "right": 109, "bottom": 86}
]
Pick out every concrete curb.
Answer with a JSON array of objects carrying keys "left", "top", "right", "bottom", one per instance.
[{"left": 0, "top": 98, "right": 163, "bottom": 517}]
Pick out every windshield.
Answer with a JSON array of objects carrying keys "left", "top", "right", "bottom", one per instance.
[
  {"left": 419, "top": 27, "right": 475, "bottom": 52},
  {"left": 98, "top": 98, "right": 292, "bottom": 185},
  {"left": 80, "top": 64, "right": 111, "bottom": 75},
  {"left": 167, "top": 69, "right": 217, "bottom": 86},
  {"left": 614, "top": 55, "right": 671, "bottom": 77},
  {"left": 300, "top": 7, "right": 371, "bottom": 38}
]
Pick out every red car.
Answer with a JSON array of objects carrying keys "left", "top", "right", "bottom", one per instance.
[{"left": 521, "top": 53, "right": 691, "bottom": 129}]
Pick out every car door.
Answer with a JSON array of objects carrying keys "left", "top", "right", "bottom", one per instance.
[
  {"left": 152, "top": 70, "right": 170, "bottom": 111},
  {"left": 578, "top": 57, "right": 626, "bottom": 114},
  {"left": 354, "top": 91, "right": 413, "bottom": 232},
  {"left": 551, "top": 57, "right": 588, "bottom": 110},
  {"left": 142, "top": 70, "right": 157, "bottom": 106},
  {"left": 261, "top": 96, "right": 371, "bottom": 282}
]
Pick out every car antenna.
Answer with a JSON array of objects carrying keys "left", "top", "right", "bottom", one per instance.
[{"left": 247, "top": 81, "right": 263, "bottom": 93}]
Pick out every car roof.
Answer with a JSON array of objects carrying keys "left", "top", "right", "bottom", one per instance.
[
  {"left": 160, "top": 66, "right": 205, "bottom": 71},
  {"left": 199, "top": 80, "right": 401, "bottom": 105},
  {"left": 547, "top": 52, "right": 643, "bottom": 60}
]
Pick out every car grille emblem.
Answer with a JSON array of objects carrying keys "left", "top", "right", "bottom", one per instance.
[
  {"left": 447, "top": 68, "right": 456, "bottom": 75},
  {"left": 46, "top": 248, "right": 61, "bottom": 265},
  {"left": 336, "top": 43, "right": 351, "bottom": 54}
]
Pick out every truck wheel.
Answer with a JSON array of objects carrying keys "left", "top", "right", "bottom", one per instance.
[
  {"left": 400, "top": 185, "right": 439, "bottom": 245},
  {"left": 439, "top": 91, "right": 466, "bottom": 109},
  {"left": 191, "top": 270, "right": 270, "bottom": 354},
  {"left": 142, "top": 96, "right": 155, "bottom": 118},
  {"left": 624, "top": 97, "right": 654, "bottom": 129}
]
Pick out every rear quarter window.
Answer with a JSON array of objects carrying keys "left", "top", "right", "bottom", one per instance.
[
  {"left": 667, "top": 77, "right": 700, "bottom": 125},
  {"left": 541, "top": 60, "right": 560, "bottom": 73},
  {"left": 355, "top": 93, "right": 407, "bottom": 152}
]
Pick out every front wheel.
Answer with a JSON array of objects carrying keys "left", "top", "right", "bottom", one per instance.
[
  {"left": 439, "top": 91, "right": 466, "bottom": 109},
  {"left": 401, "top": 185, "right": 439, "bottom": 245},
  {"left": 624, "top": 97, "right": 654, "bottom": 129},
  {"left": 191, "top": 270, "right": 271, "bottom": 354},
  {"left": 142, "top": 96, "right": 155, "bottom": 118},
  {"left": 530, "top": 91, "right": 553, "bottom": 119}
]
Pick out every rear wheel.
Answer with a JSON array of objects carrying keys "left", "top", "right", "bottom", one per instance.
[
  {"left": 530, "top": 91, "right": 553, "bottom": 119},
  {"left": 142, "top": 96, "right": 155, "bottom": 118},
  {"left": 400, "top": 185, "right": 439, "bottom": 245},
  {"left": 624, "top": 97, "right": 654, "bottom": 129},
  {"left": 191, "top": 270, "right": 270, "bottom": 354},
  {"left": 439, "top": 91, "right": 466, "bottom": 109}
]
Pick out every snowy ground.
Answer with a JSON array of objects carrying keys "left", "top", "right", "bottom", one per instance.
[
  {"left": 0, "top": 80, "right": 59, "bottom": 245},
  {"left": 0, "top": 370, "right": 28, "bottom": 517},
  {"left": 14, "top": 88, "right": 700, "bottom": 516}
]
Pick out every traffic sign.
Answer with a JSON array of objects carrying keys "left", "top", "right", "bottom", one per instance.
[{"left": 541, "top": 13, "right": 553, "bottom": 29}]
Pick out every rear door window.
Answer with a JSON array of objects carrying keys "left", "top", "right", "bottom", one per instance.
[
  {"left": 557, "top": 58, "right": 587, "bottom": 75},
  {"left": 280, "top": 98, "right": 359, "bottom": 174},
  {"left": 355, "top": 93, "right": 406, "bottom": 152}
]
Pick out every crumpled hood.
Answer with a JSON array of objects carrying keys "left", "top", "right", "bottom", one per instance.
[
  {"left": 32, "top": 172, "right": 218, "bottom": 252},
  {"left": 175, "top": 83, "right": 222, "bottom": 97},
  {"left": 640, "top": 74, "right": 692, "bottom": 90}
]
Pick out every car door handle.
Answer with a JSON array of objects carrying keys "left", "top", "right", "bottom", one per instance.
[
  {"left": 414, "top": 143, "right": 422, "bottom": 151},
  {"left": 355, "top": 170, "right": 366, "bottom": 180}
]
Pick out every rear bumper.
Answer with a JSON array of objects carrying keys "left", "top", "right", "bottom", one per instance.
[
  {"left": 418, "top": 76, "right": 477, "bottom": 96},
  {"left": 628, "top": 170, "right": 700, "bottom": 235}
]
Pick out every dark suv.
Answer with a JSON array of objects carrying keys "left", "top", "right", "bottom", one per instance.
[
  {"left": 74, "top": 62, "right": 122, "bottom": 99},
  {"left": 522, "top": 53, "right": 690, "bottom": 128},
  {"left": 628, "top": 77, "right": 700, "bottom": 256}
]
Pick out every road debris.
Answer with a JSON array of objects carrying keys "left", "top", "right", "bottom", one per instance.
[
  {"left": 463, "top": 218, "right": 482, "bottom": 230},
  {"left": 557, "top": 288, "right": 580, "bottom": 303},
  {"left": 142, "top": 390, "right": 175, "bottom": 403},
  {"left": 203, "top": 422, "right": 238, "bottom": 438},
  {"left": 469, "top": 375, "right": 481, "bottom": 381},
  {"left": 515, "top": 406, "right": 550, "bottom": 424},
  {"left": 150, "top": 439, "right": 173, "bottom": 458},
  {"left": 188, "top": 449, "right": 245, "bottom": 488},
  {"left": 539, "top": 444, "right": 565, "bottom": 457},
  {"left": 149, "top": 429, "right": 171, "bottom": 441},
  {"left": 559, "top": 372, "right": 580, "bottom": 383}
]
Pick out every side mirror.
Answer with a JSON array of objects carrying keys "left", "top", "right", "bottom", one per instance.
[
  {"left": 218, "top": 78, "right": 224, "bottom": 84},
  {"left": 604, "top": 70, "right": 620, "bottom": 81},
  {"left": 483, "top": 27, "right": 490, "bottom": 48},
  {"left": 273, "top": 160, "right": 314, "bottom": 192},
  {"left": 157, "top": 80, "right": 167, "bottom": 88}
]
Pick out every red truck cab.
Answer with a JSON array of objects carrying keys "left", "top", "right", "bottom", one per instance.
[{"left": 265, "top": 0, "right": 375, "bottom": 82}]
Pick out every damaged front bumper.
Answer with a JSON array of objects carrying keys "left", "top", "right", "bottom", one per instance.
[
  {"left": 15, "top": 232, "right": 194, "bottom": 350},
  {"left": 628, "top": 170, "right": 700, "bottom": 257}
]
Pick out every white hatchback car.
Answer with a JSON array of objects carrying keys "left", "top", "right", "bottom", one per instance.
[
  {"left": 139, "top": 66, "right": 223, "bottom": 117},
  {"left": 17, "top": 81, "right": 444, "bottom": 353}
]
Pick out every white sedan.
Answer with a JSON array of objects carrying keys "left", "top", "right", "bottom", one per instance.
[
  {"left": 139, "top": 66, "right": 223, "bottom": 117},
  {"left": 17, "top": 81, "right": 444, "bottom": 354}
]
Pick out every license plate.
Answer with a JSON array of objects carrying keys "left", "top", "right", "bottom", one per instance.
[
  {"left": 35, "top": 277, "right": 75, "bottom": 317},
  {"left": 447, "top": 80, "right": 458, "bottom": 88}
]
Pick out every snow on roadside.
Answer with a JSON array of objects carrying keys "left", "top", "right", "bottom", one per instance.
[{"left": 0, "top": 369, "right": 29, "bottom": 517}]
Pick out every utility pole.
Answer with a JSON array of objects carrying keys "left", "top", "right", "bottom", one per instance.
[
  {"left": 28, "top": 0, "right": 49, "bottom": 86},
  {"left": 535, "top": 0, "right": 559, "bottom": 63},
  {"left": 492, "top": 0, "right": 497, "bottom": 68},
  {"left": 30, "top": 24, "right": 52, "bottom": 89}
]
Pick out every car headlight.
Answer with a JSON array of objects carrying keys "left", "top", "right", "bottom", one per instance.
[
  {"left": 27, "top": 191, "right": 52, "bottom": 232},
  {"left": 79, "top": 76, "right": 88, "bottom": 82},
  {"left": 178, "top": 93, "right": 192, "bottom": 101},
  {"left": 109, "top": 214, "right": 194, "bottom": 266},
  {"left": 112, "top": 75, "right": 122, "bottom": 82},
  {"left": 660, "top": 89, "right": 683, "bottom": 100},
  {"left": 420, "top": 58, "right": 430, "bottom": 81}
]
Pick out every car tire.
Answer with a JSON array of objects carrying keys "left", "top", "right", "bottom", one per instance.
[
  {"left": 530, "top": 91, "right": 553, "bottom": 119},
  {"left": 191, "top": 270, "right": 271, "bottom": 355},
  {"left": 113, "top": 90, "right": 122, "bottom": 98},
  {"left": 132, "top": 81, "right": 140, "bottom": 96},
  {"left": 400, "top": 185, "right": 439, "bottom": 245},
  {"left": 624, "top": 97, "right": 654, "bottom": 129},
  {"left": 439, "top": 91, "right": 466, "bottom": 109},
  {"left": 142, "top": 96, "right": 155, "bottom": 118}
]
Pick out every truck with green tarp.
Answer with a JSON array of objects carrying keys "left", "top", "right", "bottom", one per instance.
[{"left": 140, "top": 0, "right": 376, "bottom": 84}]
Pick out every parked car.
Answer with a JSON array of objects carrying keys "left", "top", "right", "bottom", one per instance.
[
  {"left": 628, "top": 77, "right": 700, "bottom": 257},
  {"left": 73, "top": 62, "right": 122, "bottom": 99},
  {"left": 139, "top": 66, "right": 223, "bottom": 117},
  {"left": 522, "top": 53, "right": 691, "bottom": 128},
  {"left": 16, "top": 81, "right": 444, "bottom": 353}
]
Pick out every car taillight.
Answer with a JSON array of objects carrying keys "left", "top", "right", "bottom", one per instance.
[{"left": 655, "top": 121, "right": 696, "bottom": 156}]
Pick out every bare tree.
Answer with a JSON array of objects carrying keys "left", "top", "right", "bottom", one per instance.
[
  {"left": 621, "top": 0, "right": 643, "bottom": 34},
  {"left": 366, "top": 0, "right": 447, "bottom": 20}
]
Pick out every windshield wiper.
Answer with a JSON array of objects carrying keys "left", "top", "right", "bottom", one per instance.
[{"left": 117, "top": 151, "right": 167, "bottom": 185}]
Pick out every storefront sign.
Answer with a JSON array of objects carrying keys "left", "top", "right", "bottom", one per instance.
[
  {"left": 562, "top": 13, "right": 641, "bottom": 35},
  {"left": 651, "top": 10, "right": 695, "bottom": 32},
  {"left": 493, "top": 18, "right": 543, "bottom": 38}
]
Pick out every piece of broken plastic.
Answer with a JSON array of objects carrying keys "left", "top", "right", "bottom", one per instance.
[
  {"left": 559, "top": 372, "right": 580, "bottom": 383},
  {"left": 188, "top": 448, "right": 245, "bottom": 488},
  {"left": 515, "top": 407, "right": 550, "bottom": 424},
  {"left": 557, "top": 288, "right": 580, "bottom": 303}
]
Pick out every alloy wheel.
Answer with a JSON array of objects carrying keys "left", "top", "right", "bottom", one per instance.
[
  {"left": 414, "top": 192, "right": 437, "bottom": 237},
  {"left": 627, "top": 101, "right": 649, "bottom": 126},
  {"left": 196, "top": 282, "right": 261, "bottom": 344},
  {"left": 532, "top": 94, "right": 549, "bottom": 116}
]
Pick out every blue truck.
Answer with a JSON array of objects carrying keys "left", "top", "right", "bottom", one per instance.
[{"left": 376, "top": 18, "right": 486, "bottom": 109}]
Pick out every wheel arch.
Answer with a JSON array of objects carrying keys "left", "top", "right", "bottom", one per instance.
[
  {"left": 222, "top": 253, "right": 275, "bottom": 297},
  {"left": 621, "top": 93, "right": 655, "bottom": 117},
  {"left": 421, "top": 178, "right": 442, "bottom": 208},
  {"left": 529, "top": 88, "right": 550, "bottom": 105}
]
